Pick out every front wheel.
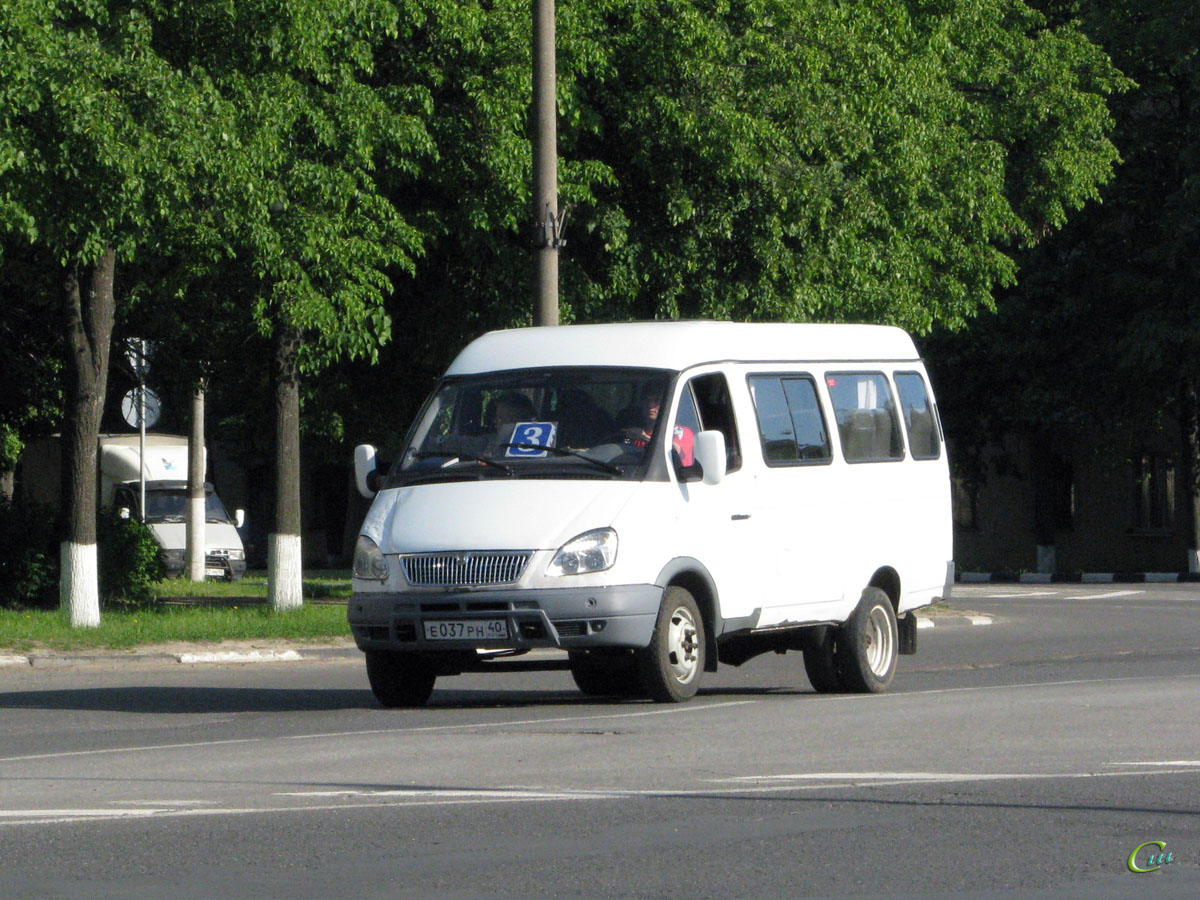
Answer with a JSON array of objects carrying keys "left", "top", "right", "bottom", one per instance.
[
  {"left": 637, "top": 586, "right": 705, "bottom": 702},
  {"left": 365, "top": 651, "right": 437, "bottom": 707},
  {"left": 835, "top": 587, "right": 898, "bottom": 693}
]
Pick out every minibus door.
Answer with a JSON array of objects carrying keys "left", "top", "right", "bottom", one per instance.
[{"left": 668, "top": 373, "right": 766, "bottom": 623}]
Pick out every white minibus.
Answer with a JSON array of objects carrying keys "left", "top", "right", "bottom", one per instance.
[{"left": 350, "top": 321, "right": 953, "bottom": 706}]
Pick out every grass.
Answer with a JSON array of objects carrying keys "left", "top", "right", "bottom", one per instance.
[
  {"left": 150, "top": 569, "right": 352, "bottom": 600},
  {"left": 0, "top": 570, "right": 354, "bottom": 652}
]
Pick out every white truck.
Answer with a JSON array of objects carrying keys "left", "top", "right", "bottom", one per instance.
[{"left": 19, "top": 433, "right": 247, "bottom": 580}]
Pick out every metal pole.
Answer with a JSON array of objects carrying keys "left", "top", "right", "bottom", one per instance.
[
  {"left": 138, "top": 341, "right": 146, "bottom": 523},
  {"left": 532, "top": 0, "right": 560, "bottom": 326}
]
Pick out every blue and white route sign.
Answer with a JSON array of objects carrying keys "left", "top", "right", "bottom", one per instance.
[{"left": 505, "top": 422, "right": 557, "bottom": 457}]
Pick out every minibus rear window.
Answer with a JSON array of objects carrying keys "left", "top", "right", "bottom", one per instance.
[{"left": 894, "top": 372, "right": 942, "bottom": 460}]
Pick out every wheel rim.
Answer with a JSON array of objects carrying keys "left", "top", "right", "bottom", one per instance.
[
  {"left": 864, "top": 604, "right": 894, "bottom": 676},
  {"left": 666, "top": 605, "right": 701, "bottom": 685}
]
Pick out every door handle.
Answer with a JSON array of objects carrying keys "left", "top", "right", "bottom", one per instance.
[{"left": 731, "top": 514, "right": 751, "bottom": 521}]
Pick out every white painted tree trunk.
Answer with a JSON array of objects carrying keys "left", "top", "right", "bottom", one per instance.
[
  {"left": 60, "top": 541, "right": 100, "bottom": 628},
  {"left": 268, "top": 533, "right": 303, "bottom": 611}
]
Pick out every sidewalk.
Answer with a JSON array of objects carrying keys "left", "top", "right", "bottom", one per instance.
[{"left": 0, "top": 638, "right": 359, "bottom": 670}]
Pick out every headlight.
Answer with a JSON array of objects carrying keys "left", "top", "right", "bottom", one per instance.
[
  {"left": 352, "top": 535, "right": 389, "bottom": 581},
  {"left": 547, "top": 528, "right": 617, "bottom": 576},
  {"left": 227, "top": 549, "right": 245, "bottom": 561}
]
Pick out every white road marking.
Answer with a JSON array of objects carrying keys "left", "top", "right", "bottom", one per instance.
[
  {"left": 6, "top": 761, "right": 1200, "bottom": 828},
  {"left": 1069, "top": 590, "right": 1144, "bottom": 600},
  {"left": 0, "top": 701, "right": 757, "bottom": 766},
  {"left": 0, "top": 809, "right": 163, "bottom": 820}
]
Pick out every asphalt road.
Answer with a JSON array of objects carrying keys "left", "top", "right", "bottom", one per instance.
[{"left": 1, "top": 584, "right": 1198, "bottom": 900}]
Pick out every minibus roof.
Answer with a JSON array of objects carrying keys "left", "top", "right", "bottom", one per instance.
[{"left": 446, "top": 321, "right": 921, "bottom": 376}]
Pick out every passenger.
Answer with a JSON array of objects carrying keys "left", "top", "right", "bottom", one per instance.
[{"left": 484, "top": 391, "right": 536, "bottom": 450}]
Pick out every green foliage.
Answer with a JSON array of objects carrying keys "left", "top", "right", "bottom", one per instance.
[
  {"left": 0, "top": 501, "right": 167, "bottom": 609},
  {"left": 927, "top": 0, "right": 1200, "bottom": 483},
  {"left": 556, "top": 0, "right": 1128, "bottom": 333},
  {"left": 0, "top": 498, "right": 57, "bottom": 610},
  {"left": 97, "top": 507, "right": 165, "bottom": 604},
  {"left": 0, "top": 0, "right": 216, "bottom": 266},
  {"left": 139, "top": 0, "right": 431, "bottom": 372}
]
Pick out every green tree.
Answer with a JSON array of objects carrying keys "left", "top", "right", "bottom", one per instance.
[
  {"left": 927, "top": 0, "right": 1200, "bottom": 569},
  {"left": 560, "top": 0, "right": 1127, "bottom": 331},
  {"left": 0, "top": 0, "right": 213, "bottom": 626},
  {"left": 138, "top": 0, "right": 430, "bottom": 608}
]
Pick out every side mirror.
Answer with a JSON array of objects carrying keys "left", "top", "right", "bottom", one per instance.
[
  {"left": 354, "top": 444, "right": 379, "bottom": 498},
  {"left": 118, "top": 507, "right": 131, "bottom": 520},
  {"left": 693, "top": 430, "right": 727, "bottom": 485},
  {"left": 235, "top": 509, "right": 246, "bottom": 529}
]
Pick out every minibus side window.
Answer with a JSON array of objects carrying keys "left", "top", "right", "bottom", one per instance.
[
  {"left": 894, "top": 372, "right": 941, "bottom": 460},
  {"left": 748, "top": 375, "right": 831, "bottom": 465},
  {"left": 686, "top": 372, "right": 742, "bottom": 473},
  {"left": 826, "top": 372, "right": 905, "bottom": 463}
]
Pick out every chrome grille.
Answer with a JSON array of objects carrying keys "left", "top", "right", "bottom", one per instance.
[{"left": 402, "top": 552, "right": 531, "bottom": 587}]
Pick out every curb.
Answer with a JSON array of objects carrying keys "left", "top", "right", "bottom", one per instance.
[
  {"left": 958, "top": 572, "right": 1200, "bottom": 584},
  {"left": 0, "top": 644, "right": 359, "bottom": 670}
]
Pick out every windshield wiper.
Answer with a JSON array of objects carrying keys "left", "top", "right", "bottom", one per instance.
[
  {"left": 501, "top": 443, "right": 623, "bottom": 475},
  {"left": 412, "top": 450, "right": 512, "bottom": 474}
]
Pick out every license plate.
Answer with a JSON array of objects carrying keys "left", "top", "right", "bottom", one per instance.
[
  {"left": 205, "top": 567, "right": 225, "bottom": 577},
  {"left": 423, "top": 618, "right": 509, "bottom": 641}
]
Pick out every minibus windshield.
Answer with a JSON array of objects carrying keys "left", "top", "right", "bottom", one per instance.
[
  {"left": 143, "top": 488, "right": 235, "bottom": 524},
  {"left": 387, "top": 368, "right": 671, "bottom": 486}
]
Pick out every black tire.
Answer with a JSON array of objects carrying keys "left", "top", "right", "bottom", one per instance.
[
  {"left": 834, "top": 587, "right": 898, "bottom": 693},
  {"left": 636, "top": 586, "right": 706, "bottom": 703},
  {"left": 365, "top": 651, "right": 437, "bottom": 708},
  {"left": 801, "top": 625, "right": 843, "bottom": 693},
  {"left": 569, "top": 651, "right": 640, "bottom": 697}
]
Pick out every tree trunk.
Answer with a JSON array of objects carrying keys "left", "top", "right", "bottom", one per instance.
[
  {"left": 60, "top": 248, "right": 116, "bottom": 627},
  {"left": 1178, "top": 380, "right": 1200, "bottom": 574},
  {"left": 268, "top": 325, "right": 303, "bottom": 610},
  {"left": 1030, "top": 433, "right": 1057, "bottom": 575},
  {"left": 186, "top": 383, "right": 206, "bottom": 582}
]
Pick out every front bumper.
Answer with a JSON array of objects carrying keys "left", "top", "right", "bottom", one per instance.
[
  {"left": 348, "top": 584, "right": 664, "bottom": 653},
  {"left": 159, "top": 552, "right": 246, "bottom": 581}
]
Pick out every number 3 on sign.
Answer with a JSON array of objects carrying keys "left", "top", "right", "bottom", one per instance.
[{"left": 505, "top": 422, "right": 557, "bottom": 457}]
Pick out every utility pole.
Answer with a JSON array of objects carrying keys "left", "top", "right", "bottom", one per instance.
[
  {"left": 186, "top": 384, "right": 206, "bottom": 582},
  {"left": 532, "top": 0, "right": 561, "bottom": 326}
]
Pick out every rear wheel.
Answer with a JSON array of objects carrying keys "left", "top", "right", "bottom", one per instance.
[
  {"left": 365, "top": 651, "right": 437, "bottom": 707},
  {"left": 835, "top": 587, "right": 898, "bottom": 693},
  {"left": 637, "top": 586, "right": 705, "bottom": 702}
]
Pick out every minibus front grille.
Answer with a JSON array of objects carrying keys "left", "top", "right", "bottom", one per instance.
[{"left": 402, "top": 552, "right": 532, "bottom": 587}]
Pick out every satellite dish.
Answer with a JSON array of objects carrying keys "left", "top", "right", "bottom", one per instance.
[{"left": 121, "top": 387, "right": 161, "bottom": 429}]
